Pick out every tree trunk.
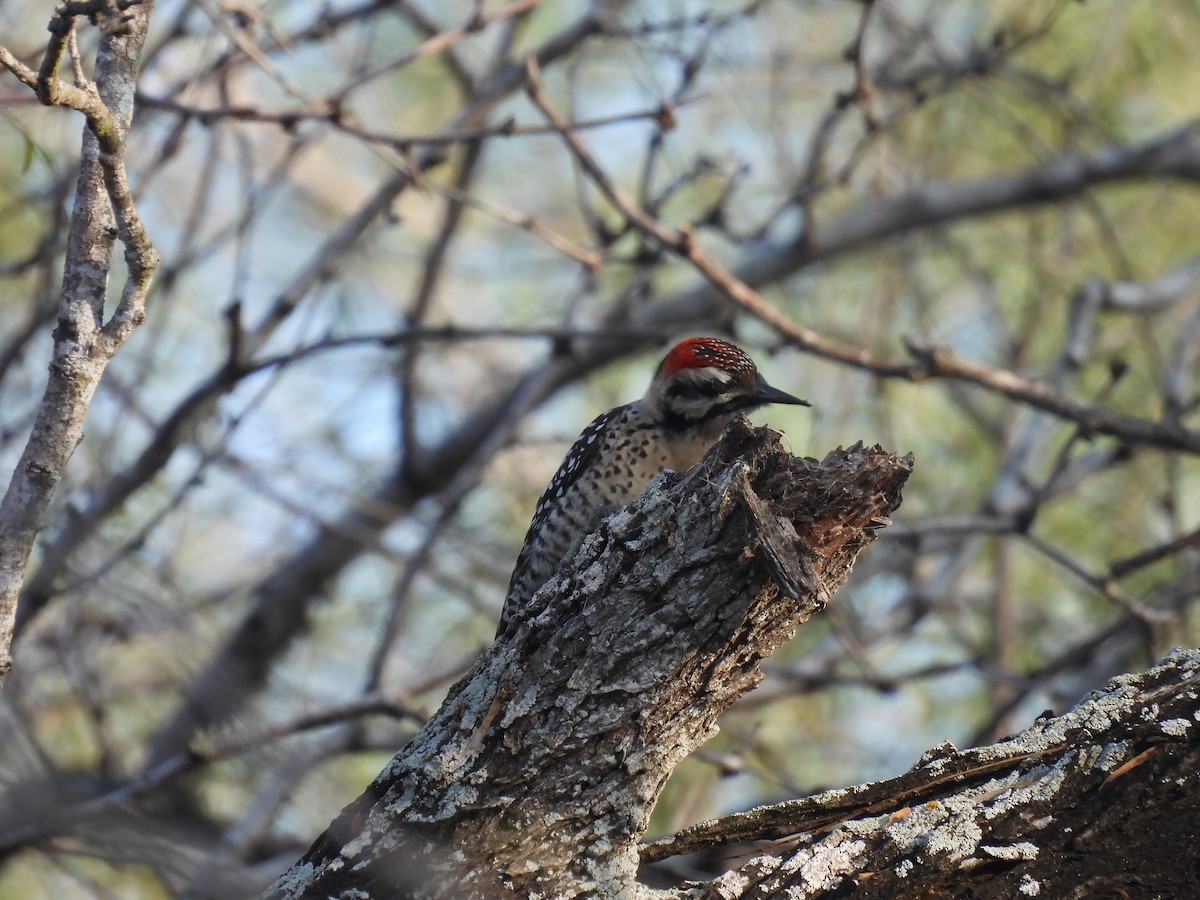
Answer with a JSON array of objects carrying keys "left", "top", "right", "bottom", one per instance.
[{"left": 265, "top": 420, "right": 912, "bottom": 898}]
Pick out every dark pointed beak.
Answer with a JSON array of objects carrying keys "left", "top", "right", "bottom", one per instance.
[{"left": 753, "top": 379, "right": 811, "bottom": 407}]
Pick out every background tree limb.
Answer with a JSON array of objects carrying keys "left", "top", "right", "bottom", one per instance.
[{"left": 2, "top": 1, "right": 1199, "bottom": 893}]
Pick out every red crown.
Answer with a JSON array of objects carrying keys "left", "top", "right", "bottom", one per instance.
[{"left": 659, "top": 337, "right": 755, "bottom": 377}]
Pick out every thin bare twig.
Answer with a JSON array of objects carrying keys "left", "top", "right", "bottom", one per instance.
[{"left": 525, "top": 55, "right": 1200, "bottom": 458}]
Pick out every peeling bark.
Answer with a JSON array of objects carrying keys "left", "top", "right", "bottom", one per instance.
[{"left": 265, "top": 420, "right": 912, "bottom": 898}]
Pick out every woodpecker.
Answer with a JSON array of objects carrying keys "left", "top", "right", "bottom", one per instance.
[{"left": 497, "top": 337, "right": 809, "bottom": 636}]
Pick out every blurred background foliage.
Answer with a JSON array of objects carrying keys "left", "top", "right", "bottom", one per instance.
[{"left": 1, "top": 0, "right": 1199, "bottom": 894}]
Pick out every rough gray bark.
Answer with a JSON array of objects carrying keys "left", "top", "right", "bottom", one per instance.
[
  {"left": 264, "top": 420, "right": 911, "bottom": 898},
  {"left": 0, "top": 2, "right": 158, "bottom": 688},
  {"left": 645, "top": 647, "right": 1200, "bottom": 899},
  {"left": 263, "top": 418, "right": 1200, "bottom": 899}
]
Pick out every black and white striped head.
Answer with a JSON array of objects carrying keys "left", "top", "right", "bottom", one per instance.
[{"left": 645, "top": 337, "right": 810, "bottom": 430}]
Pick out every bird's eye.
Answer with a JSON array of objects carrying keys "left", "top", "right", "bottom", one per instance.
[{"left": 666, "top": 382, "right": 708, "bottom": 401}]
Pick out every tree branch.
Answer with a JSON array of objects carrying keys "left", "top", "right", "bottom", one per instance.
[
  {"left": 644, "top": 648, "right": 1200, "bottom": 898},
  {"left": 0, "top": 1, "right": 157, "bottom": 688},
  {"left": 525, "top": 56, "right": 1200, "bottom": 457},
  {"left": 264, "top": 421, "right": 913, "bottom": 898},
  {"left": 903, "top": 337, "right": 1200, "bottom": 455},
  {"left": 135, "top": 7, "right": 609, "bottom": 767}
]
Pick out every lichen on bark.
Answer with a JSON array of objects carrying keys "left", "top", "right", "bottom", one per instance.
[{"left": 265, "top": 420, "right": 913, "bottom": 898}]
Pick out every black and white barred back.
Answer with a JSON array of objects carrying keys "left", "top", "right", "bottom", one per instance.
[{"left": 496, "top": 337, "right": 810, "bottom": 637}]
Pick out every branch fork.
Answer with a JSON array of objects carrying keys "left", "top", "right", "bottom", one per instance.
[{"left": 0, "top": 0, "right": 157, "bottom": 686}]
